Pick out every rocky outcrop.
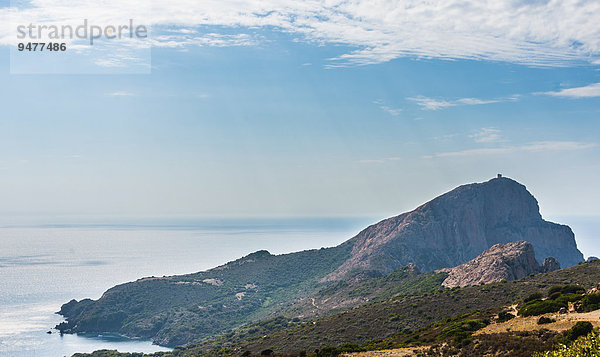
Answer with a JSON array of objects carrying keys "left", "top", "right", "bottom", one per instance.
[
  {"left": 324, "top": 176, "right": 583, "bottom": 281},
  {"left": 441, "top": 241, "right": 560, "bottom": 288},
  {"left": 541, "top": 257, "right": 561, "bottom": 273}
]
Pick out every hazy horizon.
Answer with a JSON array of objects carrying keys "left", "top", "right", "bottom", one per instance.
[
  {"left": 1, "top": 213, "right": 597, "bottom": 260},
  {"left": 0, "top": 0, "right": 598, "bottom": 256}
]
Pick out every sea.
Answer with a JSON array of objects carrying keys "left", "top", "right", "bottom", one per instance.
[{"left": 0, "top": 217, "right": 373, "bottom": 357}]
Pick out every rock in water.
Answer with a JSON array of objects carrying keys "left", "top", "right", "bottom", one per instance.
[
  {"left": 324, "top": 176, "right": 583, "bottom": 281},
  {"left": 441, "top": 241, "right": 559, "bottom": 288}
]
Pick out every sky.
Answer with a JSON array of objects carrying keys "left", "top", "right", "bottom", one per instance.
[{"left": 0, "top": 0, "right": 599, "bottom": 225}]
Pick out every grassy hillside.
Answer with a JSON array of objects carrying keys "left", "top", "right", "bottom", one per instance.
[
  {"left": 286, "top": 265, "right": 448, "bottom": 319},
  {"left": 178, "top": 260, "right": 600, "bottom": 356},
  {"left": 69, "top": 261, "right": 600, "bottom": 357},
  {"left": 59, "top": 246, "right": 352, "bottom": 346}
]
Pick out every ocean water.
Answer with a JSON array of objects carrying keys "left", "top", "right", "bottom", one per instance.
[{"left": 0, "top": 218, "right": 371, "bottom": 357}]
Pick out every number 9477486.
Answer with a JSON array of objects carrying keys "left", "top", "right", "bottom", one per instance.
[{"left": 18, "top": 43, "right": 66, "bottom": 51}]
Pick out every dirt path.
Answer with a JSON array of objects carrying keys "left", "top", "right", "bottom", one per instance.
[
  {"left": 476, "top": 310, "right": 600, "bottom": 334},
  {"left": 341, "top": 347, "right": 426, "bottom": 357},
  {"left": 343, "top": 310, "right": 600, "bottom": 356}
]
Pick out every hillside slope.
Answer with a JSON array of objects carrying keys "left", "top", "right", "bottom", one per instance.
[
  {"left": 57, "top": 176, "right": 583, "bottom": 347},
  {"left": 182, "top": 260, "right": 600, "bottom": 356},
  {"left": 57, "top": 247, "right": 351, "bottom": 346}
]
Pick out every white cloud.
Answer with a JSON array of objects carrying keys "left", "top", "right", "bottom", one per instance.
[
  {"left": 409, "top": 94, "right": 518, "bottom": 110},
  {"left": 433, "top": 133, "right": 460, "bottom": 141},
  {"left": 541, "top": 83, "right": 600, "bottom": 98},
  {"left": 469, "top": 128, "right": 503, "bottom": 143},
  {"left": 407, "top": 96, "right": 455, "bottom": 111},
  {"left": 1, "top": 0, "right": 600, "bottom": 67},
  {"left": 151, "top": 33, "right": 259, "bottom": 49},
  {"left": 456, "top": 98, "right": 499, "bottom": 105},
  {"left": 426, "top": 141, "right": 597, "bottom": 159},
  {"left": 166, "top": 28, "right": 198, "bottom": 35},
  {"left": 374, "top": 100, "right": 402, "bottom": 116}
]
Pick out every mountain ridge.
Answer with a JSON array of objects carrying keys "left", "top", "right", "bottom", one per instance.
[
  {"left": 324, "top": 176, "right": 582, "bottom": 280},
  {"left": 56, "top": 176, "right": 584, "bottom": 346}
]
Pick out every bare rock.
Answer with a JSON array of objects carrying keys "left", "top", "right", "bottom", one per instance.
[
  {"left": 442, "top": 241, "right": 560, "bottom": 288},
  {"left": 323, "top": 176, "right": 583, "bottom": 281},
  {"left": 542, "top": 257, "right": 561, "bottom": 273}
]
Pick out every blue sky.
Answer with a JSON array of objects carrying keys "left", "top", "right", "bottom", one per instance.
[{"left": 0, "top": 1, "right": 599, "bottom": 224}]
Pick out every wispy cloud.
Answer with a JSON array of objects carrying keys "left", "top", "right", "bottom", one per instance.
[
  {"left": 540, "top": 83, "right": 600, "bottom": 98},
  {"left": 374, "top": 100, "right": 402, "bottom": 116},
  {"left": 456, "top": 98, "right": 499, "bottom": 105},
  {"left": 151, "top": 33, "right": 259, "bottom": 49},
  {"left": 1, "top": 0, "right": 599, "bottom": 67},
  {"left": 469, "top": 128, "right": 504, "bottom": 143},
  {"left": 408, "top": 94, "right": 518, "bottom": 111},
  {"left": 433, "top": 133, "right": 460, "bottom": 141},
  {"left": 425, "top": 141, "right": 597, "bottom": 159},
  {"left": 407, "top": 96, "right": 455, "bottom": 111}
]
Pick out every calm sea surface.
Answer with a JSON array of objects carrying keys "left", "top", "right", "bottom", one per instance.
[{"left": 0, "top": 218, "right": 372, "bottom": 357}]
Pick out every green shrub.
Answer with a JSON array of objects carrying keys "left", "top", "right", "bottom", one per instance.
[
  {"left": 548, "top": 285, "right": 585, "bottom": 297},
  {"left": 497, "top": 311, "right": 515, "bottom": 323},
  {"left": 518, "top": 285, "right": 586, "bottom": 317},
  {"left": 554, "top": 293, "right": 584, "bottom": 305},
  {"left": 518, "top": 300, "right": 565, "bottom": 317},
  {"left": 439, "top": 319, "right": 488, "bottom": 345},
  {"left": 337, "top": 343, "right": 361, "bottom": 352},
  {"left": 533, "top": 328, "right": 600, "bottom": 356},
  {"left": 317, "top": 346, "right": 340, "bottom": 357},
  {"left": 537, "top": 316, "right": 556, "bottom": 325},
  {"left": 582, "top": 292, "right": 600, "bottom": 312},
  {"left": 566, "top": 321, "right": 594, "bottom": 342},
  {"left": 525, "top": 292, "right": 543, "bottom": 302}
]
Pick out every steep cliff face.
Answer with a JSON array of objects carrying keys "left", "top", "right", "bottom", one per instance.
[
  {"left": 324, "top": 177, "right": 583, "bottom": 281},
  {"left": 441, "top": 241, "right": 560, "bottom": 288}
]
